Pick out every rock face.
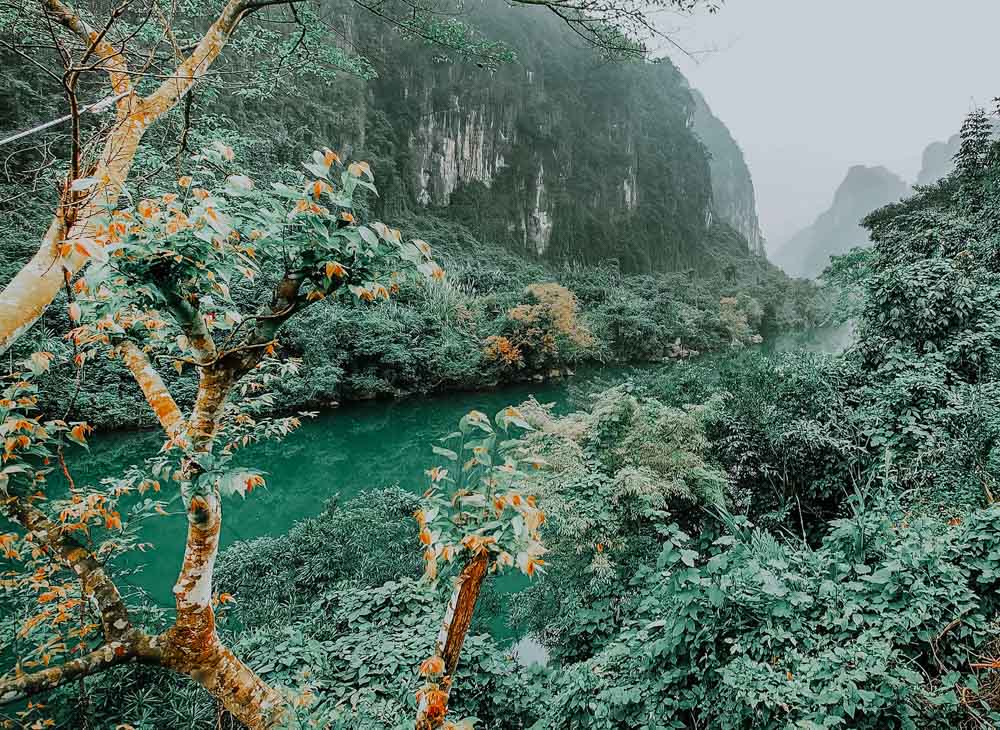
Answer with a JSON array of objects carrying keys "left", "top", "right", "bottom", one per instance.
[
  {"left": 690, "top": 89, "right": 767, "bottom": 257},
  {"left": 309, "top": 0, "right": 766, "bottom": 272},
  {"left": 397, "top": 75, "right": 562, "bottom": 257},
  {"left": 771, "top": 165, "right": 909, "bottom": 279}
]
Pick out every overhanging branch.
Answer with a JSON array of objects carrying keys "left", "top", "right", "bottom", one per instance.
[{"left": 0, "top": 636, "right": 158, "bottom": 706}]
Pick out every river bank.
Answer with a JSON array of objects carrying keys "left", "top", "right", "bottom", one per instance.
[{"left": 67, "top": 328, "right": 850, "bottom": 636}]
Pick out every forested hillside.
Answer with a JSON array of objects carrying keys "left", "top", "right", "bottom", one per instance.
[
  {"left": 2, "top": 3, "right": 999, "bottom": 730},
  {"left": 227, "top": 0, "right": 764, "bottom": 271},
  {"left": 0, "top": 0, "right": 807, "bottom": 429}
]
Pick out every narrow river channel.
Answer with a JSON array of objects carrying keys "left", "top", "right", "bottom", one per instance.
[
  {"left": 71, "top": 365, "right": 655, "bottom": 640},
  {"left": 68, "top": 326, "right": 847, "bottom": 651}
]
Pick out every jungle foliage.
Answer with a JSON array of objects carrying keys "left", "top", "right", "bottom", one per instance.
[
  {"left": 7, "top": 205, "right": 812, "bottom": 430},
  {"left": 64, "top": 108, "right": 1000, "bottom": 730},
  {"left": 4, "top": 0, "right": 1000, "bottom": 727}
]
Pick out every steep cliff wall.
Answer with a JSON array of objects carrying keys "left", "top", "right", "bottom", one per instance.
[
  {"left": 690, "top": 89, "right": 767, "bottom": 257},
  {"left": 216, "top": 0, "right": 762, "bottom": 273},
  {"left": 356, "top": 2, "right": 737, "bottom": 273}
]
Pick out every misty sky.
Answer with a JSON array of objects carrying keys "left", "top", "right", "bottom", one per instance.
[{"left": 661, "top": 0, "right": 1000, "bottom": 250}]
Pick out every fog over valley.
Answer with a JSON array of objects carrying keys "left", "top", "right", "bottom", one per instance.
[{"left": 667, "top": 0, "right": 1000, "bottom": 252}]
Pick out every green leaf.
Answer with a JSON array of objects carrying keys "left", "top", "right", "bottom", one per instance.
[
  {"left": 358, "top": 226, "right": 378, "bottom": 247},
  {"left": 431, "top": 446, "right": 458, "bottom": 461}
]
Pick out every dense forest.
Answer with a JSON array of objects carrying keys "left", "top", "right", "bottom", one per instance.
[
  {"left": 1, "top": 1, "right": 999, "bottom": 729},
  {"left": 0, "top": 0, "right": 818, "bottom": 431}
]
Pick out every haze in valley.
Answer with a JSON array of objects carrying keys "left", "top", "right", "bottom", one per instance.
[{"left": 663, "top": 0, "right": 1000, "bottom": 252}]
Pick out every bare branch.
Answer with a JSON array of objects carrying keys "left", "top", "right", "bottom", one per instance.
[
  {"left": 0, "top": 636, "right": 158, "bottom": 705},
  {"left": 42, "top": 0, "right": 134, "bottom": 112}
]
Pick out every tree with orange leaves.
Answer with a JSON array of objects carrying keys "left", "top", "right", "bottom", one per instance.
[
  {"left": 413, "top": 406, "right": 547, "bottom": 729},
  {"left": 0, "top": 1, "right": 710, "bottom": 725},
  {"left": 0, "top": 140, "right": 438, "bottom": 727}
]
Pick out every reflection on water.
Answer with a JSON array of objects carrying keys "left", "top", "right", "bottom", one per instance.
[
  {"left": 513, "top": 634, "right": 550, "bottom": 667},
  {"left": 766, "top": 321, "right": 855, "bottom": 354}
]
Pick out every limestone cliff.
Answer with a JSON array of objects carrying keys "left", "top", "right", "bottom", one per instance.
[
  {"left": 365, "top": 3, "right": 725, "bottom": 272},
  {"left": 232, "top": 0, "right": 764, "bottom": 272},
  {"left": 690, "top": 89, "right": 766, "bottom": 257}
]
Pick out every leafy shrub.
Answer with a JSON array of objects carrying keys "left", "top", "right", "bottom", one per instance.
[
  {"left": 485, "top": 282, "right": 595, "bottom": 374},
  {"left": 534, "top": 499, "right": 1000, "bottom": 729},
  {"left": 510, "top": 389, "right": 731, "bottom": 661},
  {"left": 215, "top": 487, "right": 422, "bottom": 629}
]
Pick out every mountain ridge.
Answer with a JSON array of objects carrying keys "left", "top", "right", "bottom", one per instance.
[
  {"left": 224, "top": 0, "right": 767, "bottom": 273},
  {"left": 770, "top": 164, "right": 909, "bottom": 278}
]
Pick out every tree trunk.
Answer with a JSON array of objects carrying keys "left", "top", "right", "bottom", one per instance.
[
  {"left": 119, "top": 341, "right": 186, "bottom": 442},
  {"left": 0, "top": 93, "right": 146, "bottom": 355},
  {"left": 0, "top": 0, "right": 270, "bottom": 356},
  {"left": 416, "top": 552, "right": 490, "bottom": 730},
  {"left": 0, "top": 1, "right": 311, "bottom": 724},
  {"left": 160, "top": 492, "right": 290, "bottom": 729}
]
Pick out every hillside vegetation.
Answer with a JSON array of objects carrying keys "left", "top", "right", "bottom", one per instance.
[
  {"left": 0, "top": 0, "right": 807, "bottom": 429},
  {"left": 2, "top": 2, "right": 999, "bottom": 729}
]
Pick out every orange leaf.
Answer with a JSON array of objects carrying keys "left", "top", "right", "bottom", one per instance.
[
  {"left": 419, "top": 655, "right": 444, "bottom": 676},
  {"left": 348, "top": 161, "right": 372, "bottom": 179}
]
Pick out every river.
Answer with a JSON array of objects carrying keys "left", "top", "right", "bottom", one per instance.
[
  {"left": 70, "top": 365, "right": 647, "bottom": 633},
  {"left": 66, "top": 326, "right": 849, "bottom": 647}
]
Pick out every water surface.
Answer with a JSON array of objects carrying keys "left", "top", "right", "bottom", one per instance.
[{"left": 73, "top": 367, "right": 644, "bottom": 622}]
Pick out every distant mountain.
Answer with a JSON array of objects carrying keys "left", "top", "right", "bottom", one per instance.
[
  {"left": 916, "top": 133, "right": 960, "bottom": 186},
  {"left": 771, "top": 165, "right": 910, "bottom": 279}
]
